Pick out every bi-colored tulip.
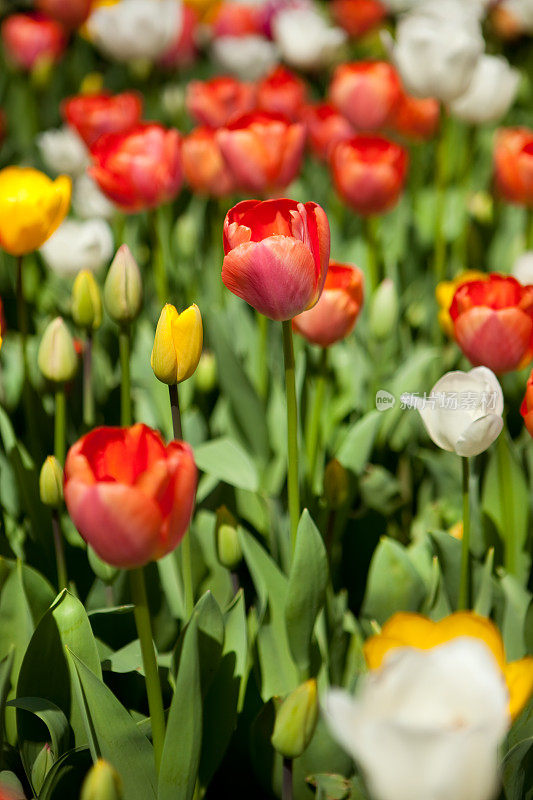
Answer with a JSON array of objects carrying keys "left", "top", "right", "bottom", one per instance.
[
  {"left": 330, "top": 61, "right": 401, "bottom": 132},
  {"left": 185, "top": 76, "right": 256, "bottom": 129},
  {"left": 1, "top": 12, "right": 67, "bottom": 71},
  {"left": 292, "top": 261, "right": 364, "bottom": 347},
  {"left": 332, "top": 0, "right": 387, "bottom": 37},
  {"left": 222, "top": 198, "right": 330, "bottom": 320},
  {"left": 390, "top": 88, "right": 440, "bottom": 142},
  {"left": 0, "top": 167, "right": 71, "bottom": 256},
  {"left": 300, "top": 102, "right": 355, "bottom": 161},
  {"left": 494, "top": 127, "right": 533, "bottom": 206},
  {"left": 216, "top": 111, "right": 306, "bottom": 194},
  {"left": 364, "top": 611, "right": 533, "bottom": 720},
  {"left": 521, "top": 368, "right": 533, "bottom": 437},
  {"left": 89, "top": 123, "right": 182, "bottom": 213},
  {"left": 181, "top": 127, "right": 236, "bottom": 197},
  {"left": 449, "top": 273, "right": 533, "bottom": 373},
  {"left": 64, "top": 423, "right": 197, "bottom": 568},
  {"left": 151, "top": 303, "right": 203, "bottom": 385},
  {"left": 62, "top": 92, "right": 143, "bottom": 147},
  {"left": 36, "top": 0, "right": 92, "bottom": 29},
  {"left": 435, "top": 270, "right": 486, "bottom": 338},
  {"left": 330, "top": 135, "right": 408, "bottom": 216},
  {"left": 256, "top": 65, "right": 308, "bottom": 121}
]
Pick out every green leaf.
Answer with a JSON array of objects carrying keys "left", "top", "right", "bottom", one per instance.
[
  {"left": 428, "top": 530, "right": 462, "bottom": 611},
  {"left": 7, "top": 698, "right": 69, "bottom": 762},
  {"left": 285, "top": 511, "right": 328, "bottom": 676},
  {"left": 0, "top": 649, "right": 14, "bottom": 756},
  {"left": 497, "top": 572, "right": 531, "bottom": 660},
  {"left": 473, "top": 548, "right": 495, "bottom": 617},
  {"left": 361, "top": 538, "right": 426, "bottom": 625},
  {"left": 193, "top": 437, "right": 259, "bottom": 493},
  {"left": 38, "top": 747, "right": 92, "bottom": 800},
  {"left": 335, "top": 411, "right": 381, "bottom": 476}
]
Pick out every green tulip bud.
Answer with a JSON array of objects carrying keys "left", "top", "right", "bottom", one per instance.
[
  {"left": 215, "top": 506, "right": 242, "bottom": 570},
  {"left": 88, "top": 546, "right": 118, "bottom": 585},
  {"left": 37, "top": 317, "right": 78, "bottom": 383},
  {"left": 195, "top": 351, "right": 217, "bottom": 393},
  {"left": 81, "top": 759, "right": 123, "bottom": 800},
  {"left": 323, "top": 459, "right": 349, "bottom": 510},
  {"left": 369, "top": 279, "right": 398, "bottom": 340},
  {"left": 271, "top": 679, "right": 318, "bottom": 759},
  {"left": 72, "top": 270, "right": 102, "bottom": 331},
  {"left": 39, "top": 456, "right": 63, "bottom": 508},
  {"left": 31, "top": 743, "right": 54, "bottom": 794},
  {"left": 104, "top": 244, "right": 142, "bottom": 325}
]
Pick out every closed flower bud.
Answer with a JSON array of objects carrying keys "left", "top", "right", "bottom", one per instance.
[
  {"left": 72, "top": 270, "right": 102, "bottom": 331},
  {"left": 81, "top": 759, "right": 123, "bottom": 800},
  {"left": 38, "top": 317, "right": 78, "bottom": 383},
  {"left": 271, "top": 679, "right": 319, "bottom": 759},
  {"left": 151, "top": 303, "right": 203, "bottom": 385},
  {"left": 215, "top": 506, "right": 242, "bottom": 570},
  {"left": 31, "top": 744, "right": 54, "bottom": 794},
  {"left": 103, "top": 244, "right": 142, "bottom": 325},
  {"left": 324, "top": 459, "right": 349, "bottom": 509},
  {"left": 39, "top": 456, "right": 63, "bottom": 508},
  {"left": 369, "top": 279, "right": 398, "bottom": 339},
  {"left": 195, "top": 351, "right": 217, "bottom": 393}
]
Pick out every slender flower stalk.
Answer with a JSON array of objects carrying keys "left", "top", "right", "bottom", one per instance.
[
  {"left": 282, "top": 757, "right": 293, "bottom": 800},
  {"left": 457, "top": 456, "right": 470, "bottom": 610},
  {"left": 83, "top": 334, "right": 94, "bottom": 429},
  {"left": 363, "top": 216, "right": 380, "bottom": 292},
  {"left": 282, "top": 320, "right": 300, "bottom": 553},
  {"left": 54, "top": 387, "right": 66, "bottom": 466},
  {"left": 257, "top": 312, "right": 269, "bottom": 398},
  {"left": 119, "top": 329, "right": 132, "bottom": 427},
  {"left": 433, "top": 112, "right": 449, "bottom": 282},
  {"left": 497, "top": 430, "right": 516, "bottom": 576},
  {"left": 52, "top": 509, "right": 68, "bottom": 590},
  {"left": 306, "top": 348, "right": 327, "bottom": 491},
  {"left": 150, "top": 209, "right": 169, "bottom": 306}
]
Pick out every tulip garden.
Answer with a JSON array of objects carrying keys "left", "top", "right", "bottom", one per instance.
[{"left": 1, "top": 0, "right": 533, "bottom": 799}]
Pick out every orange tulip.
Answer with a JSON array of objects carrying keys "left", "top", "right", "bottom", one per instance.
[
  {"left": 64, "top": 424, "right": 197, "bottom": 568},
  {"left": 292, "top": 261, "right": 364, "bottom": 346},
  {"left": 300, "top": 102, "right": 355, "bottom": 161},
  {"left": 257, "top": 65, "right": 308, "bottom": 121},
  {"left": 494, "top": 127, "right": 533, "bottom": 206},
  {"left": 332, "top": 0, "right": 386, "bottom": 38},
  {"left": 521, "top": 368, "right": 533, "bottom": 436},
  {"left": 182, "top": 126, "right": 236, "bottom": 197},
  {"left": 330, "top": 61, "right": 401, "bottom": 132},
  {"left": 186, "top": 75, "right": 256, "bottom": 128},
  {"left": 390, "top": 88, "right": 440, "bottom": 142}
]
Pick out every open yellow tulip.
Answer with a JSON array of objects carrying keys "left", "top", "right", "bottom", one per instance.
[
  {"left": 151, "top": 303, "right": 203, "bottom": 385},
  {"left": 0, "top": 167, "right": 71, "bottom": 256}
]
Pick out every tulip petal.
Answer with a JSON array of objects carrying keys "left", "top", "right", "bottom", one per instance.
[
  {"left": 454, "top": 414, "right": 503, "bottom": 457},
  {"left": 504, "top": 658, "right": 533, "bottom": 720}
]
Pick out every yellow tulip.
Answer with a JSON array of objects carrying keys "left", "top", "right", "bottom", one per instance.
[
  {"left": 435, "top": 271, "right": 486, "bottom": 338},
  {"left": 364, "top": 611, "right": 533, "bottom": 720},
  {"left": 184, "top": 0, "right": 222, "bottom": 22},
  {"left": 151, "top": 303, "right": 203, "bottom": 385},
  {"left": 0, "top": 167, "right": 71, "bottom": 256}
]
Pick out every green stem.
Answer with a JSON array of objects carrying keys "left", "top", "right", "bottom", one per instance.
[
  {"left": 282, "top": 320, "right": 300, "bottom": 554},
  {"left": 54, "top": 387, "right": 66, "bottom": 466},
  {"left": 434, "top": 111, "right": 448, "bottom": 283},
  {"left": 83, "top": 333, "right": 94, "bottom": 429},
  {"left": 119, "top": 329, "right": 131, "bottom": 426},
  {"left": 282, "top": 757, "right": 293, "bottom": 800},
  {"left": 363, "top": 216, "right": 380, "bottom": 292},
  {"left": 306, "top": 348, "right": 328, "bottom": 491},
  {"left": 256, "top": 312, "right": 269, "bottom": 398},
  {"left": 527, "top": 208, "right": 533, "bottom": 250},
  {"left": 150, "top": 209, "right": 168, "bottom": 306},
  {"left": 168, "top": 384, "right": 182, "bottom": 439},
  {"left": 457, "top": 456, "right": 470, "bottom": 611},
  {"left": 130, "top": 567, "right": 166, "bottom": 774},
  {"left": 52, "top": 509, "right": 67, "bottom": 590},
  {"left": 16, "top": 255, "right": 27, "bottom": 354},
  {"left": 497, "top": 431, "right": 516, "bottom": 575}
]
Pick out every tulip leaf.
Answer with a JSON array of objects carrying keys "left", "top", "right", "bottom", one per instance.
[
  {"left": 68, "top": 650, "right": 158, "bottom": 800},
  {"left": 193, "top": 437, "right": 259, "bottom": 493},
  {"left": 473, "top": 548, "right": 495, "bottom": 617},
  {"left": 335, "top": 410, "right": 381, "bottom": 475},
  {"left": 285, "top": 510, "right": 328, "bottom": 676},
  {"left": 0, "top": 648, "right": 14, "bottom": 757},
  {"left": 38, "top": 747, "right": 92, "bottom": 800},
  {"left": 159, "top": 617, "right": 201, "bottom": 800},
  {"left": 7, "top": 697, "right": 70, "bottom": 779},
  {"left": 496, "top": 572, "right": 531, "bottom": 661},
  {"left": 361, "top": 538, "right": 426, "bottom": 626}
]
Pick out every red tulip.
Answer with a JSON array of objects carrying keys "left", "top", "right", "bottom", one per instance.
[
  {"left": 257, "top": 65, "right": 308, "bottom": 121},
  {"left": 62, "top": 91, "right": 143, "bottom": 147},
  {"left": 520, "top": 369, "right": 533, "bottom": 436},
  {"left": 89, "top": 123, "right": 182, "bottom": 213},
  {"left": 217, "top": 111, "right": 305, "bottom": 194},
  {"left": 390, "top": 88, "right": 440, "bottom": 142},
  {"left": 494, "top": 127, "right": 533, "bottom": 206},
  {"left": 450, "top": 274, "right": 533, "bottom": 374},
  {"left": 186, "top": 76, "right": 256, "bottom": 128},
  {"left": 292, "top": 261, "right": 364, "bottom": 346},
  {"left": 36, "top": 0, "right": 92, "bottom": 29},
  {"left": 329, "top": 61, "right": 401, "bottom": 132},
  {"left": 1, "top": 12, "right": 66, "bottom": 71},
  {"left": 64, "top": 424, "right": 197, "bottom": 568},
  {"left": 222, "top": 198, "right": 330, "bottom": 320},
  {"left": 330, "top": 135, "right": 408, "bottom": 216},
  {"left": 182, "top": 126, "right": 236, "bottom": 197},
  {"left": 300, "top": 102, "right": 355, "bottom": 161},
  {"left": 332, "top": 0, "right": 387, "bottom": 38},
  {"left": 158, "top": 4, "right": 199, "bottom": 69},
  {"left": 212, "top": 2, "right": 261, "bottom": 37}
]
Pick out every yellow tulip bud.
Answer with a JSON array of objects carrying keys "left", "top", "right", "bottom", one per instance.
[
  {"left": 151, "top": 303, "right": 203, "bottom": 385},
  {"left": 72, "top": 270, "right": 102, "bottom": 331},
  {"left": 323, "top": 459, "right": 349, "bottom": 510},
  {"left": 215, "top": 506, "right": 242, "bottom": 570},
  {"left": 0, "top": 166, "right": 71, "bottom": 256},
  {"left": 80, "top": 72, "right": 104, "bottom": 95},
  {"left": 38, "top": 317, "right": 78, "bottom": 383},
  {"left": 104, "top": 245, "right": 142, "bottom": 325},
  {"left": 369, "top": 279, "right": 398, "bottom": 340},
  {"left": 39, "top": 456, "right": 63, "bottom": 508},
  {"left": 271, "top": 680, "right": 319, "bottom": 759},
  {"left": 81, "top": 759, "right": 123, "bottom": 800}
]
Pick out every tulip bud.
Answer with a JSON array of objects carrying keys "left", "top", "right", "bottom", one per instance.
[
  {"left": 271, "top": 679, "right": 319, "bottom": 759},
  {"left": 31, "top": 743, "right": 54, "bottom": 793},
  {"left": 38, "top": 317, "right": 78, "bottom": 383},
  {"left": 151, "top": 303, "right": 203, "bottom": 385},
  {"left": 215, "top": 506, "right": 242, "bottom": 570},
  {"left": 72, "top": 270, "right": 103, "bottom": 331},
  {"left": 195, "top": 351, "right": 217, "bottom": 393},
  {"left": 369, "top": 279, "right": 398, "bottom": 340},
  {"left": 39, "top": 456, "right": 63, "bottom": 508},
  {"left": 323, "top": 459, "right": 349, "bottom": 510},
  {"left": 81, "top": 759, "right": 123, "bottom": 800},
  {"left": 103, "top": 244, "right": 142, "bottom": 325}
]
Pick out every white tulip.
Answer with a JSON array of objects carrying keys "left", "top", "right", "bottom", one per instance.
[
  {"left": 72, "top": 175, "right": 116, "bottom": 221},
  {"left": 388, "top": 1, "right": 484, "bottom": 102},
  {"left": 211, "top": 35, "right": 279, "bottom": 81},
  {"left": 272, "top": 7, "right": 347, "bottom": 71},
  {"left": 404, "top": 366, "right": 503, "bottom": 457},
  {"left": 513, "top": 251, "right": 533, "bottom": 285},
  {"left": 449, "top": 55, "right": 520, "bottom": 124},
  {"left": 37, "top": 127, "right": 89, "bottom": 177},
  {"left": 40, "top": 219, "right": 114, "bottom": 277},
  {"left": 323, "top": 639, "right": 510, "bottom": 800},
  {"left": 86, "top": 0, "right": 183, "bottom": 63}
]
